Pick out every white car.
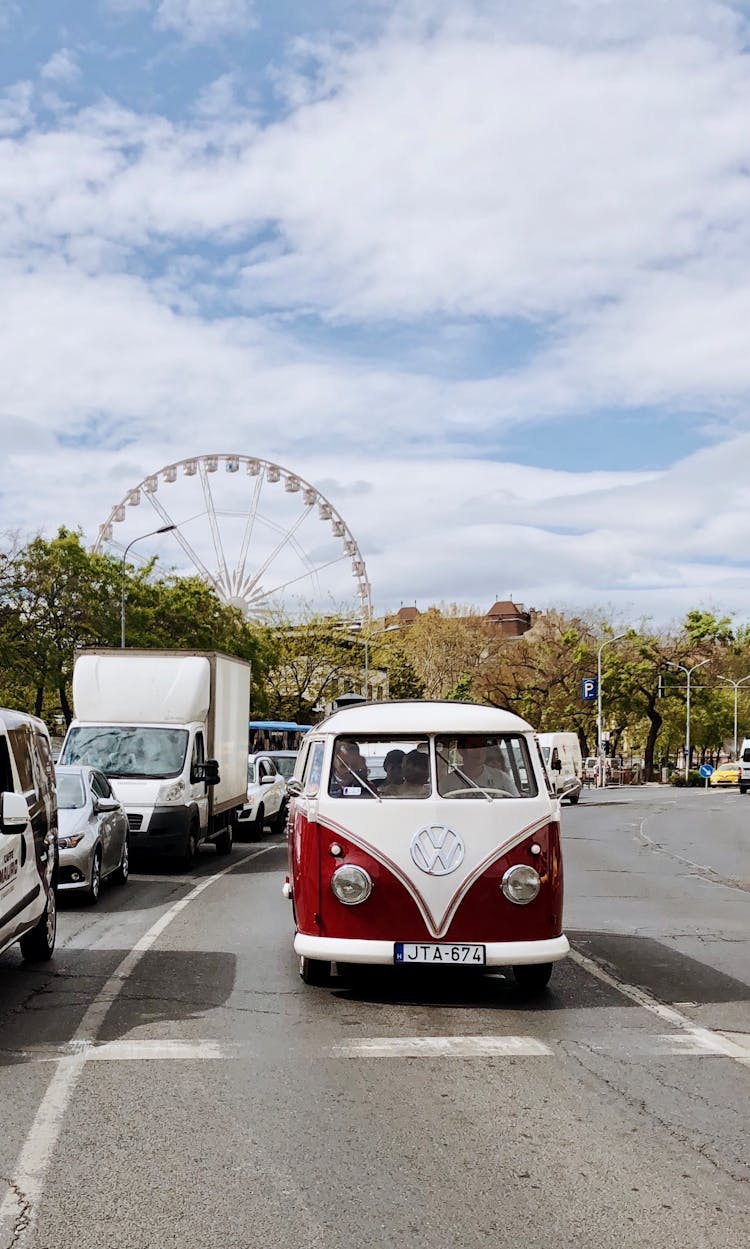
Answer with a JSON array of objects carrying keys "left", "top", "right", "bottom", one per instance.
[{"left": 236, "top": 754, "right": 288, "bottom": 837}]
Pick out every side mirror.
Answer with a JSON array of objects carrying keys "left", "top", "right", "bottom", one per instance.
[
  {"left": 94, "top": 797, "right": 121, "bottom": 813},
  {"left": 742, "top": 750, "right": 750, "bottom": 763},
  {"left": 260, "top": 773, "right": 276, "bottom": 786},
  {"left": 203, "top": 759, "right": 220, "bottom": 787},
  {"left": 0, "top": 791, "right": 29, "bottom": 828},
  {"left": 552, "top": 758, "right": 562, "bottom": 772},
  {"left": 286, "top": 778, "right": 304, "bottom": 798}
]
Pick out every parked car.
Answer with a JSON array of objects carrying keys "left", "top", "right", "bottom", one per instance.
[
  {"left": 709, "top": 761, "right": 740, "bottom": 788},
  {"left": 0, "top": 709, "right": 58, "bottom": 962},
  {"left": 55, "top": 765, "right": 130, "bottom": 903},
  {"left": 261, "top": 750, "right": 299, "bottom": 781},
  {"left": 236, "top": 754, "right": 288, "bottom": 837}
]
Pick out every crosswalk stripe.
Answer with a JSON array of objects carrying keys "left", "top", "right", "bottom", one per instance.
[{"left": 330, "top": 1036, "right": 553, "bottom": 1057}]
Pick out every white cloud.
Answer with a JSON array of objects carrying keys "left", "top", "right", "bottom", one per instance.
[
  {"left": 154, "top": 0, "right": 256, "bottom": 42},
  {"left": 40, "top": 49, "right": 80, "bottom": 85}
]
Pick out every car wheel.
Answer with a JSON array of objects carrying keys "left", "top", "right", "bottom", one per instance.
[
  {"left": 252, "top": 803, "right": 265, "bottom": 838},
  {"left": 85, "top": 849, "right": 102, "bottom": 906},
  {"left": 567, "top": 792, "right": 580, "bottom": 805},
  {"left": 273, "top": 800, "right": 288, "bottom": 833},
  {"left": 299, "top": 955, "right": 331, "bottom": 986},
  {"left": 512, "top": 962, "right": 553, "bottom": 993},
  {"left": 113, "top": 836, "right": 130, "bottom": 885},
  {"left": 20, "top": 886, "right": 57, "bottom": 962}
]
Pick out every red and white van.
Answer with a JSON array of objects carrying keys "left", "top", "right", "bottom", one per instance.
[{"left": 285, "top": 701, "right": 568, "bottom": 991}]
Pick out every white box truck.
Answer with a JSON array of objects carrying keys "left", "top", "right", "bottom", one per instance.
[{"left": 59, "top": 650, "right": 251, "bottom": 867}]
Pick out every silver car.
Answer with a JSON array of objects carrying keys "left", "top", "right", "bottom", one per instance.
[{"left": 55, "top": 765, "right": 130, "bottom": 904}]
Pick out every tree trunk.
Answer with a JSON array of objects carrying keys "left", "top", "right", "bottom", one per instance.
[
  {"left": 643, "top": 697, "right": 662, "bottom": 780},
  {"left": 59, "top": 683, "right": 72, "bottom": 726}
]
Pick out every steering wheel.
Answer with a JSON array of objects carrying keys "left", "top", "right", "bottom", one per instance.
[{"left": 441, "top": 787, "right": 516, "bottom": 799}]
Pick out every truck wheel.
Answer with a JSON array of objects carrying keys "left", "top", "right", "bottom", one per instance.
[
  {"left": 299, "top": 955, "right": 330, "bottom": 986},
  {"left": 20, "top": 887, "right": 57, "bottom": 962},
  {"left": 512, "top": 962, "right": 553, "bottom": 993},
  {"left": 180, "top": 821, "right": 199, "bottom": 871},
  {"left": 214, "top": 823, "right": 233, "bottom": 856}
]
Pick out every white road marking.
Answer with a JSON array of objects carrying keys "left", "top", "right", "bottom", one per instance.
[
  {"left": 85, "top": 1038, "right": 227, "bottom": 1061},
  {"left": 0, "top": 847, "right": 275, "bottom": 1247},
  {"left": 568, "top": 948, "right": 750, "bottom": 1066},
  {"left": 331, "top": 1036, "right": 553, "bottom": 1057}
]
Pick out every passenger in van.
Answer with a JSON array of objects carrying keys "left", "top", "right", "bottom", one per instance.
[
  {"left": 377, "top": 748, "right": 405, "bottom": 791},
  {"left": 330, "top": 740, "right": 373, "bottom": 796},
  {"left": 382, "top": 748, "right": 429, "bottom": 797}
]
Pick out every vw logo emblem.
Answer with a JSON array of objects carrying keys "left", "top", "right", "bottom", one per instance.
[{"left": 410, "top": 825, "right": 465, "bottom": 875}]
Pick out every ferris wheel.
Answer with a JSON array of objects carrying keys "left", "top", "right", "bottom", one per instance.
[{"left": 93, "top": 454, "right": 372, "bottom": 619}]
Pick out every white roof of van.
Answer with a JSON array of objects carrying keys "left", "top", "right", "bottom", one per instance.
[{"left": 312, "top": 701, "right": 534, "bottom": 736}]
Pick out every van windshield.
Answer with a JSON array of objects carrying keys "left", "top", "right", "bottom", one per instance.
[
  {"left": 329, "top": 738, "right": 430, "bottom": 798},
  {"left": 436, "top": 735, "right": 538, "bottom": 799},
  {"left": 60, "top": 726, "right": 189, "bottom": 779}
]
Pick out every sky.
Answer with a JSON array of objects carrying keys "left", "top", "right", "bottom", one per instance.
[{"left": 3, "top": 0, "right": 750, "bottom": 625}]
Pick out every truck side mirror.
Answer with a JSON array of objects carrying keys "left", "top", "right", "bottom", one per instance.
[
  {"left": 202, "top": 759, "right": 220, "bottom": 786},
  {"left": 552, "top": 758, "right": 562, "bottom": 771},
  {"left": 0, "top": 791, "right": 29, "bottom": 828},
  {"left": 742, "top": 750, "right": 750, "bottom": 763}
]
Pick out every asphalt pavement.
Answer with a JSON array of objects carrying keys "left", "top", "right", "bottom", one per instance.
[{"left": 0, "top": 788, "right": 748, "bottom": 1249}]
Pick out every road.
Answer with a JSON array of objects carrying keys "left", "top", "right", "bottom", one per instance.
[{"left": 0, "top": 788, "right": 748, "bottom": 1249}]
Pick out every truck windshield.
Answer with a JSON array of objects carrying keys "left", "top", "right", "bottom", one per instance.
[{"left": 60, "top": 726, "right": 189, "bottom": 779}]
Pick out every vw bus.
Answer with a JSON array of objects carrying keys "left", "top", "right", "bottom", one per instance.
[{"left": 284, "top": 702, "right": 568, "bottom": 991}]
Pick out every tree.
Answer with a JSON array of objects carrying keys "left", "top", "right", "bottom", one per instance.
[
  {"left": 260, "top": 614, "right": 365, "bottom": 721},
  {"left": 396, "top": 605, "right": 505, "bottom": 700}
]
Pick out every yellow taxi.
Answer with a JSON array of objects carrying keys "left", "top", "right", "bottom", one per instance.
[{"left": 709, "top": 761, "right": 740, "bottom": 787}]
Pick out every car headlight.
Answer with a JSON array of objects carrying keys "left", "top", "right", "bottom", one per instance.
[
  {"left": 58, "top": 834, "right": 85, "bottom": 849},
  {"left": 501, "top": 864, "right": 541, "bottom": 905},
  {"left": 331, "top": 864, "right": 373, "bottom": 906},
  {"left": 157, "top": 780, "right": 186, "bottom": 804}
]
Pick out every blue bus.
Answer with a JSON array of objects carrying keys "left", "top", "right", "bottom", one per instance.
[{"left": 248, "top": 720, "right": 312, "bottom": 753}]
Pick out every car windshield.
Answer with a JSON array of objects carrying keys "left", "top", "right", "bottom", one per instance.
[
  {"left": 60, "top": 726, "right": 188, "bottom": 779},
  {"left": 56, "top": 772, "right": 86, "bottom": 809},
  {"left": 271, "top": 755, "right": 297, "bottom": 779}
]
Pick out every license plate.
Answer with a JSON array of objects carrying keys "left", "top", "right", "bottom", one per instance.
[{"left": 394, "top": 943, "right": 486, "bottom": 966}]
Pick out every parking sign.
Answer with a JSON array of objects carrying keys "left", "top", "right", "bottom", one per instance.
[{"left": 581, "top": 678, "right": 597, "bottom": 701}]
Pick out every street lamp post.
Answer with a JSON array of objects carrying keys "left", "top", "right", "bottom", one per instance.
[
  {"left": 120, "top": 524, "right": 176, "bottom": 648},
  {"left": 597, "top": 633, "right": 627, "bottom": 787},
  {"left": 667, "top": 658, "right": 710, "bottom": 780},
  {"left": 717, "top": 673, "right": 750, "bottom": 759}
]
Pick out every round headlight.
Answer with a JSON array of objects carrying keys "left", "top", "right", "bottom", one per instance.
[
  {"left": 331, "top": 864, "right": 373, "bottom": 906},
  {"left": 501, "top": 864, "right": 541, "bottom": 905}
]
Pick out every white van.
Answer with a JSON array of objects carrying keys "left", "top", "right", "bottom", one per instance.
[
  {"left": 0, "top": 710, "right": 58, "bottom": 962},
  {"left": 537, "top": 732, "right": 583, "bottom": 804}
]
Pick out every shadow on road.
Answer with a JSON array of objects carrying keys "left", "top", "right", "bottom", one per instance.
[{"left": 570, "top": 930, "right": 750, "bottom": 1004}]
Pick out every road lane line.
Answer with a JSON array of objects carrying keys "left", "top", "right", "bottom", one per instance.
[
  {"left": 0, "top": 846, "right": 276, "bottom": 1247},
  {"left": 331, "top": 1036, "right": 553, "bottom": 1057},
  {"left": 568, "top": 948, "right": 750, "bottom": 1065}
]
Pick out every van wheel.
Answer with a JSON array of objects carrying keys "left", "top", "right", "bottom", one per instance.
[
  {"left": 512, "top": 962, "right": 553, "bottom": 993},
  {"left": 85, "top": 849, "right": 102, "bottom": 905},
  {"left": 215, "top": 824, "right": 233, "bottom": 856},
  {"left": 299, "top": 955, "right": 330, "bottom": 986},
  {"left": 740, "top": 785, "right": 748, "bottom": 795},
  {"left": 113, "top": 837, "right": 130, "bottom": 885},
  {"left": 20, "top": 887, "right": 57, "bottom": 962}
]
